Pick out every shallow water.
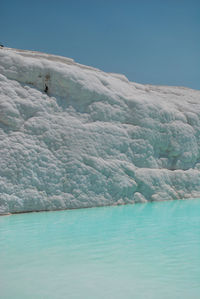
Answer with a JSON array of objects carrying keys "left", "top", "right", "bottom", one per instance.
[{"left": 0, "top": 199, "right": 200, "bottom": 299}]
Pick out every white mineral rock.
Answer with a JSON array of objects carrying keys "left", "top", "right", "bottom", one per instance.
[{"left": 0, "top": 47, "right": 200, "bottom": 214}]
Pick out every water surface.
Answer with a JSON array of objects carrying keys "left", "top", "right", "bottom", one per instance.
[{"left": 1, "top": 199, "right": 200, "bottom": 298}]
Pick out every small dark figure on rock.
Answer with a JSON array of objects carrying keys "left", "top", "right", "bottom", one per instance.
[
  {"left": 0, "top": 44, "right": 4, "bottom": 48},
  {"left": 44, "top": 84, "right": 48, "bottom": 93}
]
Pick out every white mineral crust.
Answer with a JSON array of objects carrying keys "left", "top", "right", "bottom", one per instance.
[{"left": 0, "top": 47, "right": 200, "bottom": 214}]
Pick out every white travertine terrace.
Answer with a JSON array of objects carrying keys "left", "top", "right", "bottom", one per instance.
[{"left": 0, "top": 47, "right": 200, "bottom": 214}]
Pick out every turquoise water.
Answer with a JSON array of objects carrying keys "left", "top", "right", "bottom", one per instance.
[{"left": 0, "top": 199, "right": 200, "bottom": 299}]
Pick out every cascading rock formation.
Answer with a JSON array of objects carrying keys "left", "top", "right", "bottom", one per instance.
[{"left": 1, "top": 47, "right": 200, "bottom": 214}]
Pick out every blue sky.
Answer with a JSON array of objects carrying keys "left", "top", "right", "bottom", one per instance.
[{"left": 1, "top": 0, "right": 200, "bottom": 89}]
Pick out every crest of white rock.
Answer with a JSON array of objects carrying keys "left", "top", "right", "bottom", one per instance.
[{"left": 0, "top": 47, "right": 200, "bottom": 214}]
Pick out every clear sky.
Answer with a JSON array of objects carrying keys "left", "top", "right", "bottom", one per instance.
[{"left": 1, "top": 0, "right": 200, "bottom": 89}]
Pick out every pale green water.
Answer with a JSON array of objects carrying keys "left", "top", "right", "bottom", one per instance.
[{"left": 0, "top": 199, "right": 200, "bottom": 299}]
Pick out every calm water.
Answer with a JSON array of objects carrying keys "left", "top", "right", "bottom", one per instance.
[{"left": 0, "top": 199, "right": 200, "bottom": 299}]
